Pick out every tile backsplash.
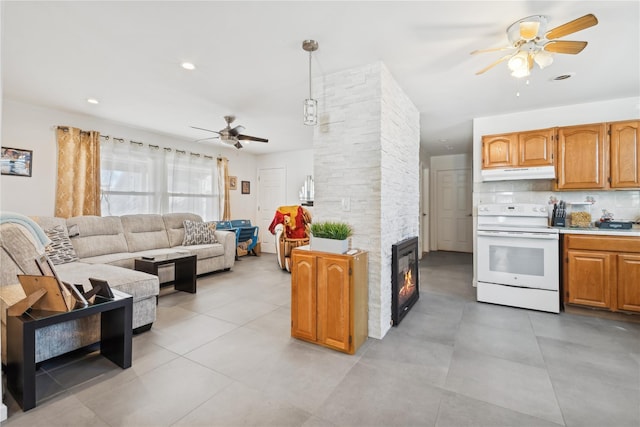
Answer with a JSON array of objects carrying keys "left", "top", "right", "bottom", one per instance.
[{"left": 474, "top": 180, "right": 640, "bottom": 222}]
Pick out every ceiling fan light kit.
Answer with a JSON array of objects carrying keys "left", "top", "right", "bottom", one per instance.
[
  {"left": 474, "top": 13, "right": 598, "bottom": 78},
  {"left": 302, "top": 39, "right": 319, "bottom": 126}
]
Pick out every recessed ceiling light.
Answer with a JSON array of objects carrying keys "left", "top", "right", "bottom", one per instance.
[
  {"left": 181, "top": 62, "right": 196, "bottom": 70},
  {"left": 87, "top": 98, "right": 99, "bottom": 105}
]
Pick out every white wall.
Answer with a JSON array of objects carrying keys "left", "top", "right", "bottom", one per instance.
[
  {"left": 225, "top": 149, "right": 258, "bottom": 222},
  {"left": 257, "top": 149, "right": 313, "bottom": 206},
  {"left": 0, "top": 98, "right": 259, "bottom": 219}
]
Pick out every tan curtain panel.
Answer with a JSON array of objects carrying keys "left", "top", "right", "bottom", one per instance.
[
  {"left": 217, "top": 157, "right": 231, "bottom": 220},
  {"left": 55, "top": 126, "right": 101, "bottom": 218}
]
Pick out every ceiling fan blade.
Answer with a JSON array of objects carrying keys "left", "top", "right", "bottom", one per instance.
[
  {"left": 470, "top": 46, "right": 514, "bottom": 55},
  {"left": 229, "top": 125, "right": 245, "bottom": 137},
  {"left": 237, "top": 134, "right": 269, "bottom": 143},
  {"left": 194, "top": 136, "right": 220, "bottom": 143},
  {"left": 544, "top": 40, "right": 588, "bottom": 54},
  {"left": 190, "top": 126, "right": 220, "bottom": 134},
  {"left": 545, "top": 14, "right": 598, "bottom": 40},
  {"left": 475, "top": 54, "right": 511, "bottom": 75},
  {"left": 234, "top": 141, "right": 243, "bottom": 149}
]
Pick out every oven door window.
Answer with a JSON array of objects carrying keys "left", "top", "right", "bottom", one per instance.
[
  {"left": 477, "top": 234, "right": 558, "bottom": 291},
  {"left": 489, "top": 246, "right": 544, "bottom": 276}
]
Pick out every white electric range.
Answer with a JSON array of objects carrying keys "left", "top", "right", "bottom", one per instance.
[{"left": 476, "top": 203, "right": 560, "bottom": 313}]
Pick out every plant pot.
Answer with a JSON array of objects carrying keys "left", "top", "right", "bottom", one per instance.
[{"left": 310, "top": 236, "right": 349, "bottom": 254}]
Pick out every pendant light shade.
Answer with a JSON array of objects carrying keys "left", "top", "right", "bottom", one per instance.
[
  {"left": 303, "top": 99, "right": 318, "bottom": 126},
  {"left": 302, "top": 40, "right": 319, "bottom": 126}
]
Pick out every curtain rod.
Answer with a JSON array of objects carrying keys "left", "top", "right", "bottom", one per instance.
[
  {"left": 56, "top": 125, "right": 92, "bottom": 136},
  {"left": 99, "top": 134, "right": 214, "bottom": 159}
]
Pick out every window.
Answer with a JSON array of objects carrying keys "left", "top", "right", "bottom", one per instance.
[{"left": 100, "top": 141, "right": 219, "bottom": 220}]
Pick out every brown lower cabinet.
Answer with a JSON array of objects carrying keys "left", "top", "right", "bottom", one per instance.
[
  {"left": 564, "top": 234, "right": 640, "bottom": 313},
  {"left": 291, "top": 248, "right": 368, "bottom": 354}
]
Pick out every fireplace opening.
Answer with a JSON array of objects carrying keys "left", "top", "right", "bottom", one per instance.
[{"left": 391, "top": 236, "right": 419, "bottom": 326}]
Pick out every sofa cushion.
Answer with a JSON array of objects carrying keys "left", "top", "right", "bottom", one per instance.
[
  {"left": 121, "top": 214, "right": 170, "bottom": 252},
  {"left": 55, "top": 261, "right": 159, "bottom": 302},
  {"left": 183, "top": 220, "right": 218, "bottom": 245},
  {"left": 66, "top": 216, "right": 129, "bottom": 258},
  {"left": 43, "top": 225, "right": 79, "bottom": 265},
  {"left": 173, "top": 244, "right": 225, "bottom": 259},
  {"left": 163, "top": 213, "right": 203, "bottom": 247}
]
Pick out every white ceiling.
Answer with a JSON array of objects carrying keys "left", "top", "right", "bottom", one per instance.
[{"left": 3, "top": 1, "right": 639, "bottom": 156}]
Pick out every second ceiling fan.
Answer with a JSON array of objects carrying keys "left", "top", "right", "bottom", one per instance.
[
  {"left": 191, "top": 115, "right": 269, "bottom": 149},
  {"left": 472, "top": 13, "right": 598, "bottom": 77}
]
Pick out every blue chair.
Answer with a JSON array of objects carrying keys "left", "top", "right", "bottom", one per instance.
[
  {"left": 230, "top": 219, "right": 259, "bottom": 256},
  {"left": 213, "top": 220, "right": 259, "bottom": 258}
]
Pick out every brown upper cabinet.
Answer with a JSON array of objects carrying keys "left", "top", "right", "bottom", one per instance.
[
  {"left": 610, "top": 120, "right": 640, "bottom": 188},
  {"left": 482, "top": 120, "right": 639, "bottom": 190},
  {"left": 555, "top": 123, "right": 607, "bottom": 190},
  {"left": 482, "top": 128, "right": 554, "bottom": 169}
]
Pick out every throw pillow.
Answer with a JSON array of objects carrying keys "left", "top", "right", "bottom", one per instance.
[
  {"left": 44, "top": 225, "right": 80, "bottom": 265},
  {"left": 182, "top": 220, "right": 218, "bottom": 246}
]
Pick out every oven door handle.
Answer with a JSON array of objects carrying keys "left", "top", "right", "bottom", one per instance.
[{"left": 477, "top": 230, "right": 559, "bottom": 240}]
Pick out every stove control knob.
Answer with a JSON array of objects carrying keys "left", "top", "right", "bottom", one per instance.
[{"left": 539, "top": 206, "right": 547, "bottom": 213}]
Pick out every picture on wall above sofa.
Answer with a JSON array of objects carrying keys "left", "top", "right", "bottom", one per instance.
[{"left": 1, "top": 146, "right": 32, "bottom": 177}]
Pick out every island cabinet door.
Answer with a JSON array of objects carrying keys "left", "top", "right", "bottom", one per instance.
[
  {"left": 566, "top": 250, "right": 613, "bottom": 309},
  {"left": 617, "top": 254, "right": 640, "bottom": 313},
  {"left": 291, "top": 252, "right": 317, "bottom": 342},
  {"left": 316, "top": 255, "right": 351, "bottom": 353}
]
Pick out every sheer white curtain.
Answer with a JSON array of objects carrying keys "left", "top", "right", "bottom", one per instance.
[
  {"left": 166, "top": 149, "right": 218, "bottom": 220},
  {"left": 100, "top": 139, "right": 220, "bottom": 220}
]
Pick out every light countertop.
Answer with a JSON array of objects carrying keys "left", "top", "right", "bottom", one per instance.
[{"left": 555, "top": 226, "right": 640, "bottom": 237}]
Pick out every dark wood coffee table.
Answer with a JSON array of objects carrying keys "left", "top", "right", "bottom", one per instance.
[
  {"left": 6, "top": 289, "right": 133, "bottom": 411},
  {"left": 134, "top": 252, "right": 197, "bottom": 294}
]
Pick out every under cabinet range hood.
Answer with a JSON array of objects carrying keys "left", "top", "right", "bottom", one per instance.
[{"left": 481, "top": 165, "right": 556, "bottom": 181}]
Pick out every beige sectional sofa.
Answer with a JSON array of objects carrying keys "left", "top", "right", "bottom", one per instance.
[{"left": 1, "top": 212, "right": 236, "bottom": 364}]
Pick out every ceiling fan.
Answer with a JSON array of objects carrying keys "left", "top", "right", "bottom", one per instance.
[
  {"left": 472, "top": 13, "right": 598, "bottom": 77},
  {"left": 191, "top": 115, "right": 269, "bottom": 149}
]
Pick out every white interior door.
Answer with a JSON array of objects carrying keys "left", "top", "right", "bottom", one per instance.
[
  {"left": 257, "top": 168, "right": 286, "bottom": 253},
  {"left": 436, "top": 168, "right": 472, "bottom": 252},
  {"left": 421, "top": 168, "right": 430, "bottom": 253}
]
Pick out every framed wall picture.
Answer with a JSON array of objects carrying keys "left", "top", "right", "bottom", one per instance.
[
  {"left": 1, "top": 147, "right": 32, "bottom": 177},
  {"left": 241, "top": 181, "right": 250, "bottom": 194},
  {"left": 229, "top": 176, "right": 237, "bottom": 190}
]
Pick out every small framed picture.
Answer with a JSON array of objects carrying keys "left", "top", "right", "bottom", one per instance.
[
  {"left": 241, "top": 181, "right": 250, "bottom": 194},
  {"left": 229, "top": 176, "right": 237, "bottom": 190},
  {"left": 1, "top": 147, "right": 32, "bottom": 177}
]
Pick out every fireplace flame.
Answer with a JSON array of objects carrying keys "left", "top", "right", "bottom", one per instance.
[{"left": 399, "top": 269, "right": 415, "bottom": 298}]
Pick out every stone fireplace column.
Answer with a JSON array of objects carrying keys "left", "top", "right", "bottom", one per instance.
[{"left": 312, "top": 61, "right": 420, "bottom": 339}]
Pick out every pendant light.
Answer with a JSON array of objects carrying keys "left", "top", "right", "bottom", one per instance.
[{"left": 302, "top": 39, "right": 319, "bottom": 126}]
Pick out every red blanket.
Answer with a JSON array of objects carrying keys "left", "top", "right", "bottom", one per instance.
[{"left": 268, "top": 206, "right": 308, "bottom": 239}]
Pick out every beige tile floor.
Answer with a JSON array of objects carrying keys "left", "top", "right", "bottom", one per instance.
[{"left": 2, "top": 251, "right": 639, "bottom": 426}]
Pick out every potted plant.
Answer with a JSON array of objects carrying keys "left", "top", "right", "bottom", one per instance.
[{"left": 310, "top": 221, "right": 353, "bottom": 254}]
